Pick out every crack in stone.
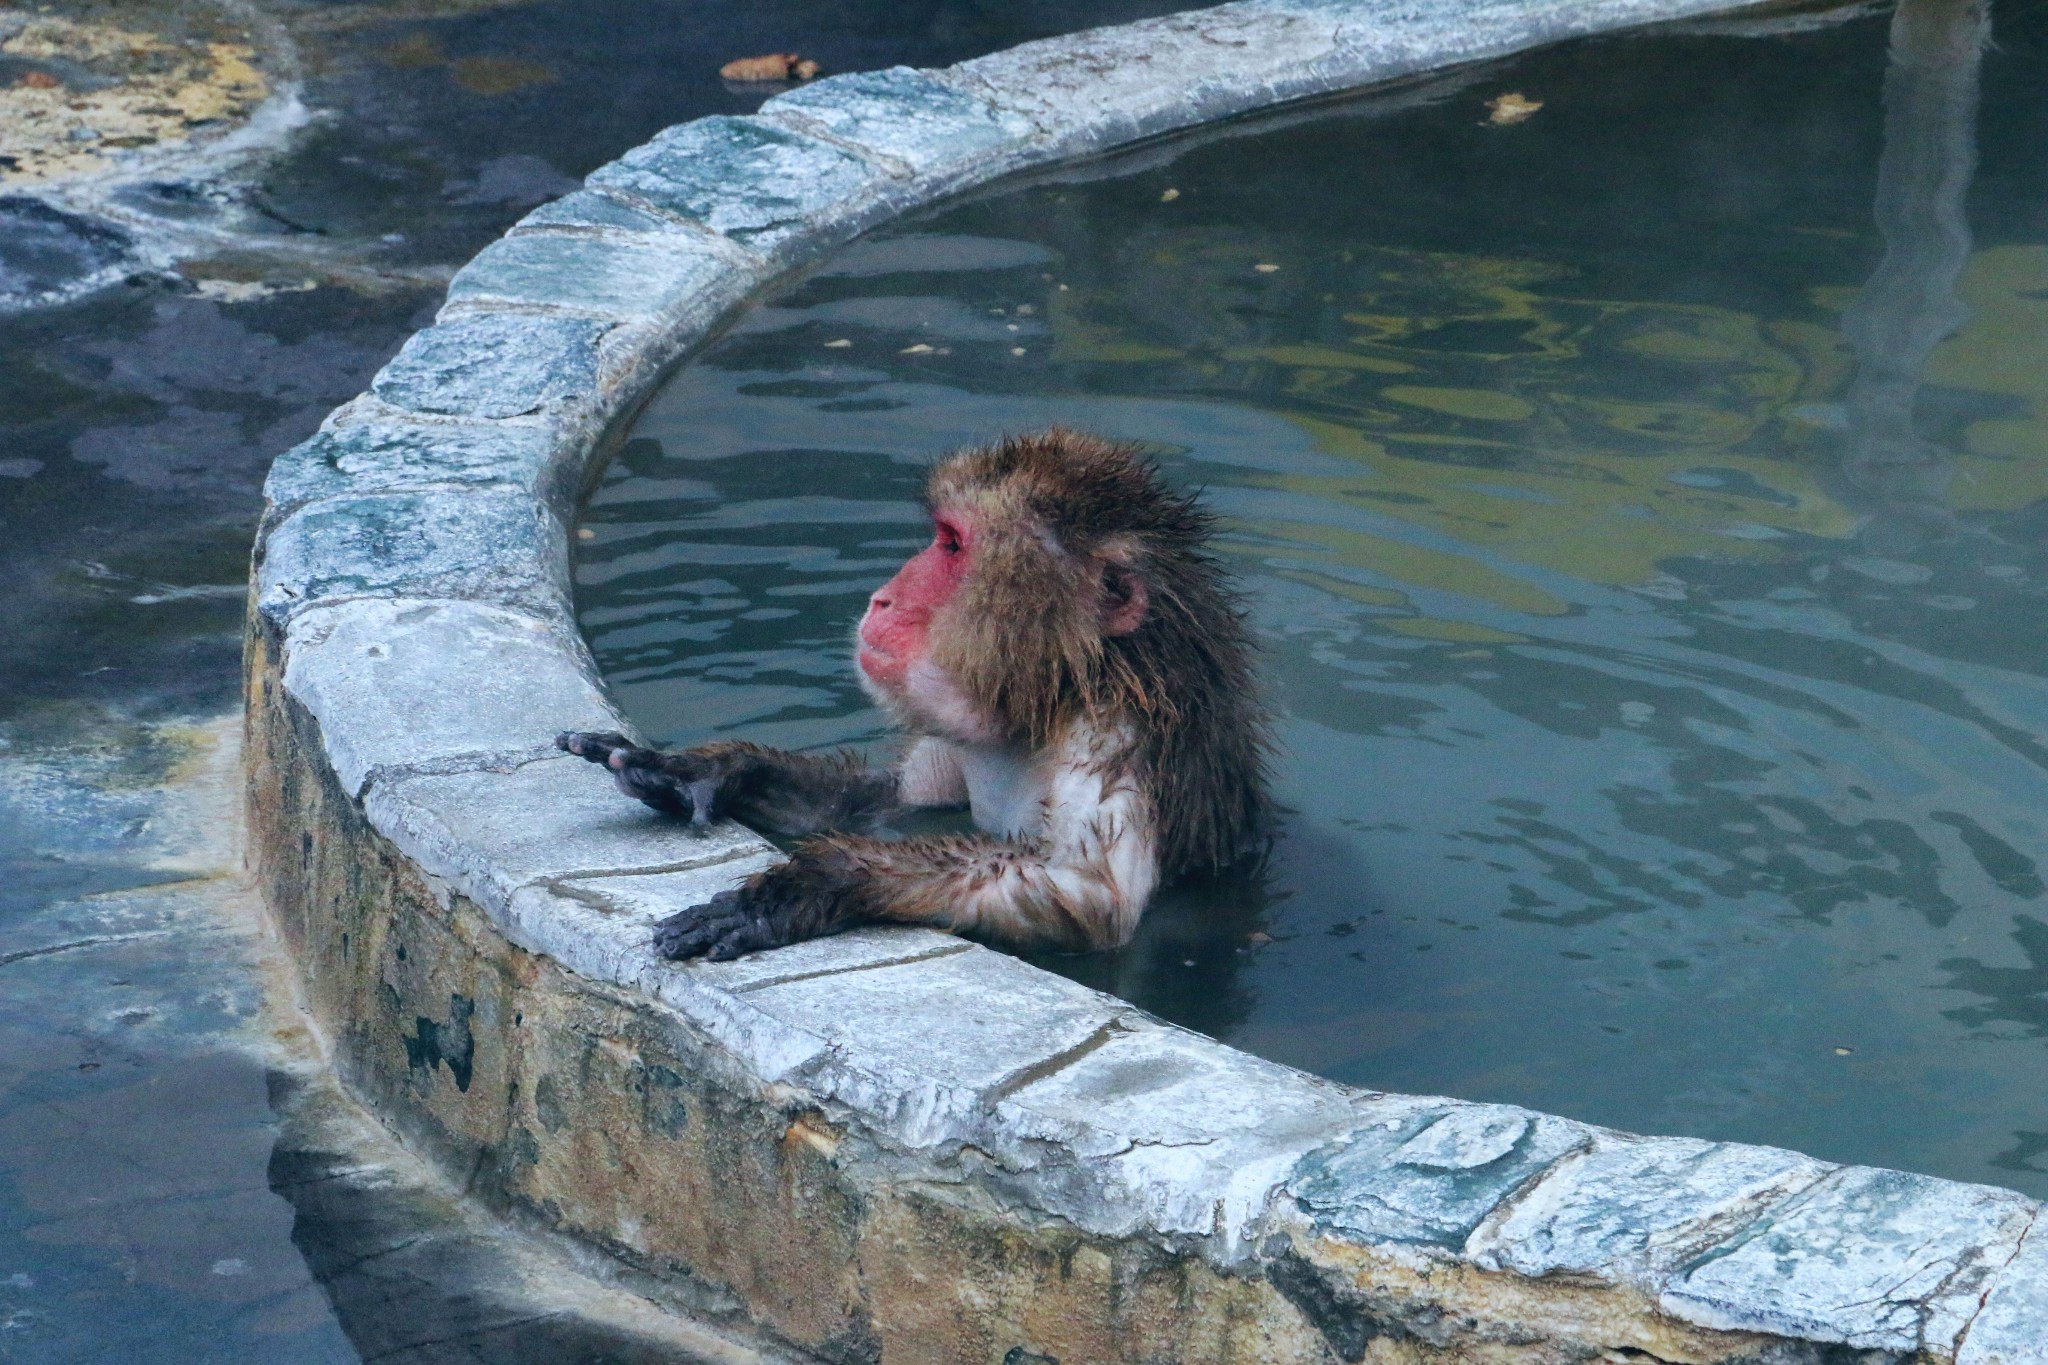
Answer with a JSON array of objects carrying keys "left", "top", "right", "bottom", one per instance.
[
  {"left": 982, "top": 1015, "right": 1135, "bottom": 1104},
  {"left": 264, "top": 476, "right": 533, "bottom": 528},
  {"left": 575, "top": 186, "right": 772, "bottom": 259},
  {"left": 727, "top": 939, "right": 974, "bottom": 994},
  {"left": 754, "top": 111, "right": 918, "bottom": 180},
  {"left": 535, "top": 843, "right": 774, "bottom": 890},
  {"left": 1460, "top": 1134, "right": 1594, "bottom": 1256},
  {"left": 1955, "top": 1202, "right": 2040, "bottom": 1356},
  {"left": 1666, "top": 1164, "right": 1840, "bottom": 1284},
  {"left": 439, "top": 298, "right": 648, "bottom": 325},
  {"left": 356, "top": 741, "right": 571, "bottom": 798}
]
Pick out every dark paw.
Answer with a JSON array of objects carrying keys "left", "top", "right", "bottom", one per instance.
[
  {"left": 652, "top": 891, "right": 780, "bottom": 961},
  {"left": 557, "top": 732, "right": 707, "bottom": 821},
  {"left": 610, "top": 757, "right": 698, "bottom": 820}
]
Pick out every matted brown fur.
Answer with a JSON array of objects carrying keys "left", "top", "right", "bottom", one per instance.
[{"left": 928, "top": 430, "right": 1272, "bottom": 876}]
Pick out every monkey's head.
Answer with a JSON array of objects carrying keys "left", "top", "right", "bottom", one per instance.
[{"left": 857, "top": 430, "right": 1244, "bottom": 746}]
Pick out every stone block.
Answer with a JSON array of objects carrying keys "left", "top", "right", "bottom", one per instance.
[
  {"left": 733, "top": 945, "right": 1127, "bottom": 1148},
  {"left": 586, "top": 116, "right": 888, "bottom": 257},
  {"left": 372, "top": 313, "right": 609, "bottom": 420},
  {"left": 499, "top": 875, "right": 857, "bottom": 1091},
  {"left": 516, "top": 188, "right": 689, "bottom": 234},
  {"left": 261, "top": 406, "right": 561, "bottom": 514},
  {"left": 761, "top": 68, "right": 1036, "bottom": 184},
  {"left": 685, "top": 924, "right": 968, "bottom": 993},
  {"left": 258, "top": 488, "right": 566, "bottom": 628},
  {"left": 947, "top": 4, "right": 1350, "bottom": 157},
  {"left": 1956, "top": 1209, "right": 2048, "bottom": 1365},
  {"left": 1286, "top": 1101, "right": 1590, "bottom": 1250},
  {"left": 1466, "top": 1133, "right": 1833, "bottom": 1287},
  {"left": 443, "top": 230, "right": 749, "bottom": 325},
  {"left": 538, "top": 911, "right": 971, "bottom": 1086},
  {"left": 552, "top": 857, "right": 796, "bottom": 929},
  {"left": 998, "top": 1021, "right": 1358, "bottom": 1245},
  {"left": 281, "top": 598, "right": 621, "bottom": 796},
  {"left": 366, "top": 754, "right": 773, "bottom": 919},
  {"left": 1661, "top": 1165, "right": 2038, "bottom": 1353}
]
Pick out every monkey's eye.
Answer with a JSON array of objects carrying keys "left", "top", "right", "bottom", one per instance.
[{"left": 934, "top": 521, "right": 964, "bottom": 555}]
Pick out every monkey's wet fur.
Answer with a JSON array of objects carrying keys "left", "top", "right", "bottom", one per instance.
[{"left": 559, "top": 429, "right": 1273, "bottom": 961}]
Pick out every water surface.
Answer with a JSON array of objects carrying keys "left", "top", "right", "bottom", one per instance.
[{"left": 580, "top": 0, "right": 2048, "bottom": 1194}]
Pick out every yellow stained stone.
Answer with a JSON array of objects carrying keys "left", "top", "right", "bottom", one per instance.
[{"left": 0, "top": 17, "right": 268, "bottom": 188}]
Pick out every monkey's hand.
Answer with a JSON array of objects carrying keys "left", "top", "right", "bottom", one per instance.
[
  {"left": 556, "top": 732, "right": 765, "bottom": 827},
  {"left": 651, "top": 843, "right": 863, "bottom": 961}
]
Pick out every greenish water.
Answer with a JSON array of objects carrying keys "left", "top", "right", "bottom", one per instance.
[{"left": 578, "top": 1, "right": 2048, "bottom": 1195}]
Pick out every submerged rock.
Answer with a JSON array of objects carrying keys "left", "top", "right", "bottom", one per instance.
[{"left": 0, "top": 194, "right": 132, "bottom": 309}]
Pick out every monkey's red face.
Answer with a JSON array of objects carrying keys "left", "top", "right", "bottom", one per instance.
[{"left": 856, "top": 511, "right": 974, "bottom": 697}]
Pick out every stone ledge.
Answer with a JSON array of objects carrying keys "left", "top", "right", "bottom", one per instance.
[{"left": 244, "top": 1, "right": 2048, "bottom": 1361}]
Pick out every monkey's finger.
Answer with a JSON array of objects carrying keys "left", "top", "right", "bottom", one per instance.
[
  {"left": 703, "top": 904, "right": 778, "bottom": 960},
  {"left": 650, "top": 903, "right": 709, "bottom": 959},
  {"left": 557, "top": 731, "right": 632, "bottom": 764},
  {"left": 651, "top": 894, "right": 744, "bottom": 959}
]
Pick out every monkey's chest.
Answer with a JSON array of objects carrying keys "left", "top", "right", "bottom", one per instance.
[{"left": 956, "top": 747, "right": 1045, "bottom": 841}]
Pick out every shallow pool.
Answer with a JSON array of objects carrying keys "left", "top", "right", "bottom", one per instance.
[{"left": 577, "top": 0, "right": 2048, "bottom": 1195}]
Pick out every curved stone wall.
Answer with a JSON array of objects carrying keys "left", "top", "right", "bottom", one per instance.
[{"left": 243, "top": 2, "right": 2048, "bottom": 1361}]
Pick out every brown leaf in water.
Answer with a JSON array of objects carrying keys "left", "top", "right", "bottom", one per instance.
[
  {"left": 451, "top": 56, "right": 557, "bottom": 97},
  {"left": 1485, "top": 91, "right": 1543, "bottom": 126},
  {"left": 720, "top": 53, "right": 822, "bottom": 83},
  {"left": 19, "top": 70, "right": 61, "bottom": 89},
  {"left": 382, "top": 33, "right": 443, "bottom": 70}
]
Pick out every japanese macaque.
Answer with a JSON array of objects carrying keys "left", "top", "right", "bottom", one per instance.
[{"left": 558, "top": 429, "right": 1270, "bottom": 961}]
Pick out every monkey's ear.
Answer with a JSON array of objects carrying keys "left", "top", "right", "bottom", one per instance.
[{"left": 1098, "top": 558, "right": 1150, "bottom": 636}]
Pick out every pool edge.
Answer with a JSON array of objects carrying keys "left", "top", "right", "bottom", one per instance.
[{"left": 242, "top": 1, "right": 2048, "bottom": 1360}]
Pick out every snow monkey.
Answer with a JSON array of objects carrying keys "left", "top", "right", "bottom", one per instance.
[{"left": 558, "top": 430, "right": 1271, "bottom": 961}]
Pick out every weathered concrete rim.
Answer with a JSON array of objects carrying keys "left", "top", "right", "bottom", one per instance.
[{"left": 245, "top": 2, "right": 2048, "bottom": 1361}]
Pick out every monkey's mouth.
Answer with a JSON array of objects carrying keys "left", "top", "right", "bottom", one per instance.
[
  {"left": 855, "top": 642, "right": 896, "bottom": 679},
  {"left": 853, "top": 629, "right": 898, "bottom": 683}
]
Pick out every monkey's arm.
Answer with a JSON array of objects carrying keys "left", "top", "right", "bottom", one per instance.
[
  {"left": 557, "top": 732, "right": 899, "bottom": 837},
  {"left": 653, "top": 751, "right": 1160, "bottom": 959}
]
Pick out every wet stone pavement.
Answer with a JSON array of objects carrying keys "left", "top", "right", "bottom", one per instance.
[{"left": 0, "top": 0, "right": 1187, "bottom": 1359}]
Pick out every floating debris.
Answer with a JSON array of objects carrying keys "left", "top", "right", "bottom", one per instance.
[
  {"left": 1254, "top": 262, "right": 1280, "bottom": 273},
  {"left": 1160, "top": 187, "right": 1180, "bottom": 202},
  {"left": 1485, "top": 91, "right": 1543, "bottom": 125},
  {"left": 0, "top": 194, "right": 133, "bottom": 310},
  {"left": 719, "top": 53, "right": 820, "bottom": 83},
  {"left": 823, "top": 337, "right": 852, "bottom": 348}
]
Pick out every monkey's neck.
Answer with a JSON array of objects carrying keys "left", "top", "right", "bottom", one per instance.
[{"left": 954, "top": 743, "right": 1042, "bottom": 840}]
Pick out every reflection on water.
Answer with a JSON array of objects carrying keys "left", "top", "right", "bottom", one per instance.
[{"left": 579, "top": 1, "right": 2048, "bottom": 1193}]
